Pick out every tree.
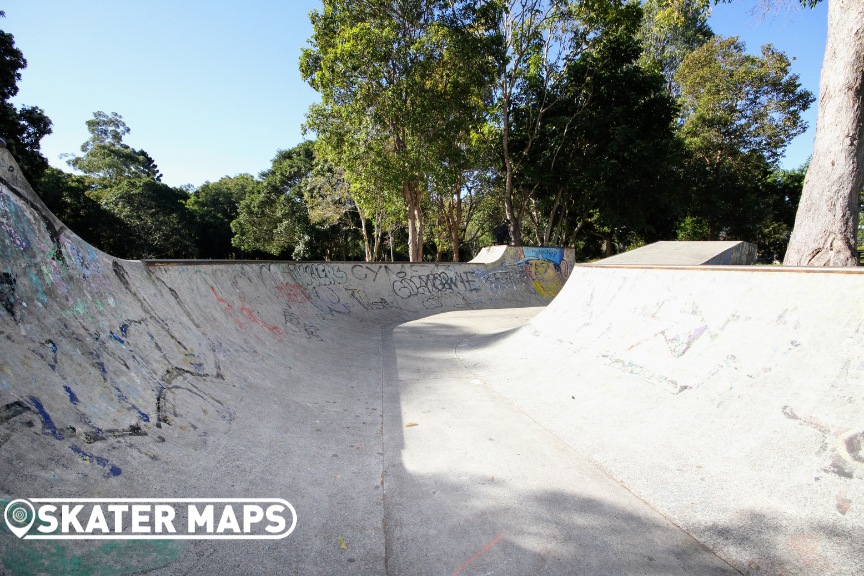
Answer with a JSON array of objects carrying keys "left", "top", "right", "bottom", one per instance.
[
  {"left": 495, "top": 0, "right": 574, "bottom": 246},
  {"left": 754, "top": 165, "right": 806, "bottom": 262},
  {"left": 428, "top": 142, "right": 493, "bottom": 261},
  {"left": 36, "top": 167, "right": 126, "bottom": 254},
  {"left": 0, "top": 11, "right": 52, "bottom": 185},
  {"left": 783, "top": 0, "right": 864, "bottom": 266},
  {"left": 65, "top": 112, "right": 163, "bottom": 184},
  {"left": 99, "top": 178, "right": 196, "bottom": 259},
  {"left": 231, "top": 142, "right": 317, "bottom": 258},
  {"left": 515, "top": 0, "right": 681, "bottom": 253},
  {"left": 187, "top": 175, "right": 257, "bottom": 259},
  {"left": 638, "top": 0, "right": 713, "bottom": 93},
  {"left": 49, "top": 112, "right": 196, "bottom": 259},
  {"left": 301, "top": 0, "right": 501, "bottom": 261},
  {"left": 303, "top": 160, "right": 387, "bottom": 261},
  {"left": 675, "top": 36, "right": 813, "bottom": 241}
]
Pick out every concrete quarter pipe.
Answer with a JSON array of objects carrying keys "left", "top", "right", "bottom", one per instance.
[{"left": 0, "top": 147, "right": 860, "bottom": 575}]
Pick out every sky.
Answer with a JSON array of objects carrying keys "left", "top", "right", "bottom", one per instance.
[{"left": 4, "top": 1, "right": 828, "bottom": 189}]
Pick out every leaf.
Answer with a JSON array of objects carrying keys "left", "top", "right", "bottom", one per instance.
[{"left": 338, "top": 536, "right": 348, "bottom": 551}]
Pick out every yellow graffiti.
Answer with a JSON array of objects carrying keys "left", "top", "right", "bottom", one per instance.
[{"left": 527, "top": 260, "right": 565, "bottom": 298}]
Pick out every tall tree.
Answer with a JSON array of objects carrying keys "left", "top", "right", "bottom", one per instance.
[
  {"left": 675, "top": 36, "right": 813, "bottom": 241},
  {"left": 187, "top": 175, "right": 256, "bottom": 259},
  {"left": 65, "top": 111, "right": 162, "bottom": 184},
  {"left": 231, "top": 141, "right": 319, "bottom": 259},
  {"left": 0, "top": 11, "right": 52, "bottom": 185},
  {"left": 638, "top": 0, "right": 713, "bottom": 94},
  {"left": 54, "top": 112, "right": 195, "bottom": 259},
  {"left": 783, "top": 0, "right": 864, "bottom": 266},
  {"left": 517, "top": 0, "right": 681, "bottom": 252},
  {"left": 495, "top": 0, "right": 575, "bottom": 245},
  {"left": 301, "top": 0, "right": 501, "bottom": 261}
]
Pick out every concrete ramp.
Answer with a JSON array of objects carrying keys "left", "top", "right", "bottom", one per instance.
[
  {"left": 0, "top": 144, "right": 861, "bottom": 576},
  {"left": 597, "top": 240, "right": 757, "bottom": 265},
  {"left": 460, "top": 264, "right": 864, "bottom": 575}
]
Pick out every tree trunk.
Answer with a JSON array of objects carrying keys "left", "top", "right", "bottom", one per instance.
[
  {"left": 405, "top": 181, "right": 423, "bottom": 262},
  {"left": 451, "top": 189, "right": 462, "bottom": 262},
  {"left": 603, "top": 233, "right": 615, "bottom": 257},
  {"left": 359, "top": 212, "right": 373, "bottom": 262},
  {"left": 504, "top": 172, "right": 521, "bottom": 245},
  {"left": 501, "top": 81, "right": 522, "bottom": 246},
  {"left": 784, "top": 0, "right": 864, "bottom": 266}
]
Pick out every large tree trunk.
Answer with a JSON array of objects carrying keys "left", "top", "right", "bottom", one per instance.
[{"left": 784, "top": 0, "right": 864, "bottom": 266}]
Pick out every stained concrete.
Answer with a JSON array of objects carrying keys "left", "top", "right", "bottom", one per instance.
[{"left": 0, "top": 147, "right": 861, "bottom": 575}]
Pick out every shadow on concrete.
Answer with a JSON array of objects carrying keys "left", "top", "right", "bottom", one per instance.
[{"left": 378, "top": 318, "right": 739, "bottom": 576}]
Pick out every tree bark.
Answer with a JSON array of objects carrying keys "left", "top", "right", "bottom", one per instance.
[
  {"left": 784, "top": 0, "right": 864, "bottom": 266},
  {"left": 404, "top": 181, "right": 423, "bottom": 262}
]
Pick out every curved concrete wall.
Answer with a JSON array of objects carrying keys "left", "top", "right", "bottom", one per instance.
[
  {"left": 0, "top": 147, "right": 571, "bottom": 485},
  {"left": 461, "top": 263, "right": 864, "bottom": 575}
]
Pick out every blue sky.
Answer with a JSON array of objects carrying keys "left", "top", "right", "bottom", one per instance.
[{"left": 4, "top": 1, "right": 827, "bottom": 188}]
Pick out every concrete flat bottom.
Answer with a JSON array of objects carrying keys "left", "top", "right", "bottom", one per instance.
[{"left": 380, "top": 308, "right": 736, "bottom": 576}]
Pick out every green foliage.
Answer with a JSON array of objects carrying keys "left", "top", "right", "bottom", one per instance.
[
  {"left": 677, "top": 36, "right": 814, "bottom": 166},
  {"left": 36, "top": 167, "right": 126, "bottom": 253},
  {"left": 301, "top": 0, "right": 501, "bottom": 261},
  {"left": 65, "top": 112, "right": 163, "bottom": 184},
  {"left": 675, "top": 36, "right": 814, "bottom": 250},
  {"left": 231, "top": 142, "right": 318, "bottom": 258},
  {"left": 187, "top": 175, "right": 257, "bottom": 259},
  {"left": 514, "top": 0, "right": 681, "bottom": 250},
  {"left": 752, "top": 165, "right": 805, "bottom": 262},
  {"left": 494, "top": 0, "right": 577, "bottom": 245},
  {"left": 638, "top": 0, "right": 713, "bottom": 93},
  {"left": 0, "top": 13, "right": 52, "bottom": 184},
  {"left": 38, "top": 113, "right": 198, "bottom": 259},
  {"left": 676, "top": 215, "right": 711, "bottom": 240},
  {"left": 97, "top": 179, "right": 196, "bottom": 259}
]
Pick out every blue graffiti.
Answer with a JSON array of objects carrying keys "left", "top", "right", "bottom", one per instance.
[
  {"left": 28, "top": 396, "right": 64, "bottom": 440},
  {"left": 517, "top": 247, "right": 565, "bottom": 267},
  {"left": 63, "top": 385, "right": 79, "bottom": 405},
  {"left": 113, "top": 386, "right": 150, "bottom": 422},
  {"left": 70, "top": 444, "right": 122, "bottom": 476}
]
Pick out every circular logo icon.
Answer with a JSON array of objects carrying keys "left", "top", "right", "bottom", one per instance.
[{"left": 4, "top": 499, "right": 35, "bottom": 538}]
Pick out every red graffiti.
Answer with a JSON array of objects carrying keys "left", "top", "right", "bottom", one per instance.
[
  {"left": 275, "top": 282, "right": 311, "bottom": 305},
  {"left": 211, "top": 287, "right": 284, "bottom": 336}
]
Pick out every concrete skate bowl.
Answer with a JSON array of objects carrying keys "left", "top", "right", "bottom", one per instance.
[{"left": 0, "top": 143, "right": 861, "bottom": 576}]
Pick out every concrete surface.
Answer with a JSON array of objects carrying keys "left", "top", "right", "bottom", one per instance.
[
  {"left": 0, "top": 146, "right": 861, "bottom": 575},
  {"left": 596, "top": 240, "right": 757, "bottom": 265}
]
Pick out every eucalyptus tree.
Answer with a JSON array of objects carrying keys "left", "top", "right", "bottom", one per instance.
[
  {"left": 301, "top": 0, "right": 501, "bottom": 262},
  {"left": 65, "top": 112, "right": 163, "bottom": 185},
  {"left": 494, "top": 0, "right": 579, "bottom": 245},
  {"left": 784, "top": 0, "right": 864, "bottom": 266},
  {"left": 516, "top": 0, "right": 681, "bottom": 251},
  {"left": 675, "top": 36, "right": 813, "bottom": 242},
  {"left": 638, "top": 0, "right": 713, "bottom": 94},
  {"left": 303, "top": 160, "right": 393, "bottom": 261}
]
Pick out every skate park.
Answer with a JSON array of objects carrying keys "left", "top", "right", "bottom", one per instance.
[{"left": 0, "top": 141, "right": 862, "bottom": 576}]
